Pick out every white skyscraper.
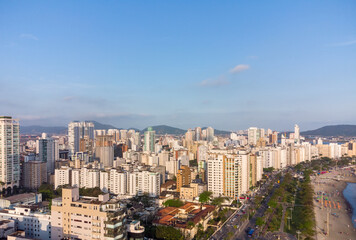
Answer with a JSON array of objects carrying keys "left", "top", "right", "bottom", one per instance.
[
  {"left": 294, "top": 124, "right": 300, "bottom": 143},
  {"left": 206, "top": 127, "right": 214, "bottom": 142},
  {"left": 195, "top": 127, "right": 202, "bottom": 141},
  {"left": 248, "top": 127, "right": 259, "bottom": 145},
  {"left": 127, "top": 171, "right": 160, "bottom": 197},
  {"left": 54, "top": 167, "right": 72, "bottom": 189},
  {"left": 80, "top": 167, "right": 100, "bottom": 188},
  {"left": 207, "top": 156, "right": 224, "bottom": 197},
  {"left": 0, "top": 116, "right": 20, "bottom": 191},
  {"left": 100, "top": 171, "right": 109, "bottom": 192},
  {"left": 238, "top": 151, "right": 250, "bottom": 195},
  {"left": 68, "top": 121, "right": 94, "bottom": 157},
  {"left": 38, "top": 133, "right": 58, "bottom": 175},
  {"left": 143, "top": 127, "right": 155, "bottom": 153},
  {"left": 109, "top": 169, "right": 127, "bottom": 195}
]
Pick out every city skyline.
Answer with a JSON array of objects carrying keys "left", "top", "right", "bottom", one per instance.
[{"left": 1, "top": 1, "right": 356, "bottom": 131}]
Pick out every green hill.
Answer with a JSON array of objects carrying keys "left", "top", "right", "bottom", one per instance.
[
  {"left": 141, "top": 125, "right": 186, "bottom": 135},
  {"left": 301, "top": 125, "right": 356, "bottom": 137},
  {"left": 141, "top": 125, "right": 231, "bottom": 136},
  {"left": 20, "top": 125, "right": 67, "bottom": 135}
]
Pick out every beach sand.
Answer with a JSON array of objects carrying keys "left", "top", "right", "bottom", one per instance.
[{"left": 312, "top": 168, "right": 356, "bottom": 240}]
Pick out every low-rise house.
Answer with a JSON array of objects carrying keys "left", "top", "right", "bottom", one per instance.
[{"left": 153, "top": 202, "right": 216, "bottom": 239}]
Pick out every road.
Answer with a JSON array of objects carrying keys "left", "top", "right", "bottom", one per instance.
[
  {"left": 210, "top": 171, "right": 283, "bottom": 240},
  {"left": 235, "top": 181, "right": 279, "bottom": 240}
]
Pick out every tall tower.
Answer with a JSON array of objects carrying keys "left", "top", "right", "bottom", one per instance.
[
  {"left": 143, "top": 127, "right": 155, "bottom": 153},
  {"left": 206, "top": 127, "right": 214, "bottom": 142},
  {"left": 176, "top": 166, "right": 191, "bottom": 193},
  {"left": 0, "top": 116, "right": 20, "bottom": 191},
  {"left": 38, "top": 133, "right": 58, "bottom": 175},
  {"left": 248, "top": 127, "right": 258, "bottom": 145},
  {"left": 68, "top": 121, "right": 94, "bottom": 157},
  {"left": 294, "top": 124, "right": 300, "bottom": 144},
  {"left": 195, "top": 127, "right": 202, "bottom": 141},
  {"left": 95, "top": 135, "right": 114, "bottom": 167}
]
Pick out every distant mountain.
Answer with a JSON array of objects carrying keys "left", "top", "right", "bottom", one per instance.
[
  {"left": 202, "top": 127, "right": 231, "bottom": 136},
  {"left": 141, "top": 125, "right": 231, "bottom": 136},
  {"left": 127, "top": 127, "right": 141, "bottom": 132},
  {"left": 91, "top": 121, "right": 118, "bottom": 130},
  {"left": 21, "top": 122, "right": 231, "bottom": 136},
  {"left": 21, "top": 125, "right": 67, "bottom": 135},
  {"left": 301, "top": 125, "right": 356, "bottom": 137},
  {"left": 21, "top": 121, "right": 120, "bottom": 135},
  {"left": 141, "top": 125, "right": 186, "bottom": 135}
]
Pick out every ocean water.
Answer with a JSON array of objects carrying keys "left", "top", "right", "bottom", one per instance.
[{"left": 343, "top": 182, "right": 356, "bottom": 228}]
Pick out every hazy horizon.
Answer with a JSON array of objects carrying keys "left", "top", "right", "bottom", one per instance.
[{"left": 1, "top": 1, "right": 356, "bottom": 131}]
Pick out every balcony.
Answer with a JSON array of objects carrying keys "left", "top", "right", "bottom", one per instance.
[{"left": 104, "top": 228, "right": 125, "bottom": 238}]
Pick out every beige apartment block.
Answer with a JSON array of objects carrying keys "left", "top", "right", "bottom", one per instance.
[
  {"left": 51, "top": 187, "right": 126, "bottom": 240},
  {"left": 180, "top": 186, "right": 195, "bottom": 201}
]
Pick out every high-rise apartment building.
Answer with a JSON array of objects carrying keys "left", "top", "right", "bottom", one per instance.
[
  {"left": 248, "top": 127, "right": 259, "bottom": 145},
  {"left": 206, "top": 127, "right": 214, "bottom": 142},
  {"left": 223, "top": 154, "right": 242, "bottom": 199},
  {"left": 38, "top": 133, "right": 58, "bottom": 175},
  {"left": 95, "top": 135, "right": 114, "bottom": 167},
  {"left": 0, "top": 116, "right": 20, "bottom": 191},
  {"left": 51, "top": 187, "right": 127, "bottom": 240},
  {"left": 119, "top": 129, "right": 128, "bottom": 141},
  {"left": 107, "top": 129, "right": 120, "bottom": 142},
  {"left": 135, "top": 171, "right": 160, "bottom": 197},
  {"left": 143, "top": 127, "right": 155, "bottom": 153},
  {"left": 68, "top": 121, "right": 94, "bottom": 157},
  {"left": 207, "top": 156, "right": 224, "bottom": 197},
  {"left": 23, "top": 161, "right": 47, "bottom": 189},
  {"left": 108, "top": 169, "right": 126, "bottom": 195},
  {"left": 195, "top": 127, "right": 202, "bottom": 141},
  {"left": 80, "top": 167, "right": 100, "bottom": 188},
  {"left": 238, "top": 151, "right": 250, "bottom": 195},
  {"left": 184, "top": 129, "right": 194, "bottom": 147},
  {"left": 248, "top": 127, "right": 265, "bottom": 145},
  {"left": 54, "top": 166, "right": 72, "bottom": 189},
  {"left": 294, "top": 124, "right": 300, "bottom": 144},
  {"left": 176, "top": 166, "right": 191, "bottom": 193}
]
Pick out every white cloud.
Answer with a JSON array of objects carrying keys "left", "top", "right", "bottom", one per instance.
[
  {"left": 198, "top": 76, "right": 230, "bottom": 87},
  {"left": 20, "top": 33, "right": 39, "bottom": 41},
  {"left": 230, "top": 64, "right": 250, "bottom": 73}
]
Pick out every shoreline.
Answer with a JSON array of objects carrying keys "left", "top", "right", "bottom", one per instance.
[
  {"left": 312, "top": 168, "right": 356, "bottom": 239},
  {"left": 342, "top": 181, "right": 356, "bottom": 228}
]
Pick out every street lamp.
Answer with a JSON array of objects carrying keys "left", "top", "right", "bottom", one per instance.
[
  {"left": 296, "top": 230, "right": 301, "bottom": 240},
  {"left": 289, "top": 207, "right": 293, "bottom": 219}
]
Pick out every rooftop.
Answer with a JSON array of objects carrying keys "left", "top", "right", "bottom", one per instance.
[
  {"left": 154, "top": 203, "right": 215, "bottom": 229},
  {"left": 3, "top": 193, "right": 38, "bottom": 203}
]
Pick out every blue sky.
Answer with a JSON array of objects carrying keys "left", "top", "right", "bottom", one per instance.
[{"left": 1, "top": 1, "right": 356, "bottom": 131}]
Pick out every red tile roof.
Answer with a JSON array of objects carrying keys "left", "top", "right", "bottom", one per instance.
[{"left": 154, "top": 204, "right": 216, "bottom": 229}]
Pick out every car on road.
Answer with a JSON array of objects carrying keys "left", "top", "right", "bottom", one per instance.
[{"left": 248, "top": 228, "right": 255, "bottom": 237}]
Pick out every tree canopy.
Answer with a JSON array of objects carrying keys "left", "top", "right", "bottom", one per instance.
[
  {"left": 211, "top": 197, "right": 226, "bottom": 206},
  {"left": 199, "top": 191, "right": 212, "bottom": 204},
  {"left": 79, "top": 187, "right": 103, "bottom": 197},
  {"left": 163, "top": 199, "right": 184, "bottom": 208},
  {"left": 155, "top": 225, "right": 183, "bottom": 240}
]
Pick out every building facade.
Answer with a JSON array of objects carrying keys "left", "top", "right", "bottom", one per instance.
[
  {"left": 51, "top": 187, "right": 127, "bottom": 240},
  {"left": 0, "top": 116, "right": 20, "bottom": 191}
]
